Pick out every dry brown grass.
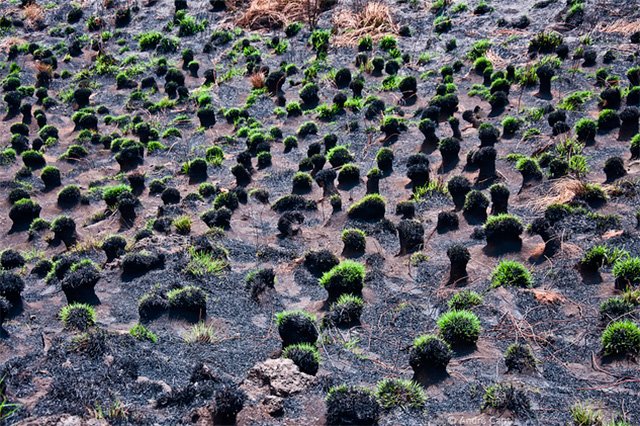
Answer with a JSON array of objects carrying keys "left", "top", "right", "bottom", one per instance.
[
  {"left": 485, "top": 50, "right": 509, "bottom": 71},
  {"left": 528, "top": 178, "right": 589, "bottom": 212},
  {"left": 597, "top": 19, "right": 640, "bottom": 35},
  {"left": 23, "top": 3, "right": 44, "bottom": 27},
  {"left": 237, "top": 0, "right": 327, "bottom": 30},
  {"left": 332, "top": 1, "right": 398, "bottom": 46},
  {"left": 249, "top": 72, "right": 265, "bottom": 89},
  {"left": 0, "top": 37, "right": 27, "bottom": 53},
  {"left": 35, "top": 61, "right": 53, "bottom": 74}
]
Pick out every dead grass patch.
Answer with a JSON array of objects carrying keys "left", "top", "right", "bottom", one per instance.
[
  {"left": 559, "top": 242, "right": 582, "bottom": 258},
  {"left": 35, "top": 61, "right": 53, "bottom": 75},
  {"left": 528, "top": 178, "right": 612, "bottom": 212},
  {"left": 249, "top": 72, "right": 265, "bottom": 89},
  {"left": 23, "top": 3, "right": 44, "bottom": 27},
  {"left": 0, "top": 37, "right": 27, "bottom": 53},
  {"left": 332, "top": 1, "right": 398, "bottom": 46},
  {"left": 237, "top": 0, "right": 328, "bottom": 30},
  {"left": 597, "top": 19, "right": 640, "bottom": 35},
  {"left": 485, "top": 50, "right": 509, "bottom": 70}
]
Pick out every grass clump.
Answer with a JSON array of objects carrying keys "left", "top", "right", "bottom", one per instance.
[
  {"left": 612, "top": 257, "right": 640, "bottom": 289},
  {"left": 347, "top": 194, "right": 386, "bottom": 220},
  {"left": 341, "top": 228, "right": 366, "bottom": 253},
  {"left": 482, "top": 383, "right": 531, "bottom": 416},
  {"left": 327, "top": 145, "right": 354, "bottom": 167},
  {"left": 581, "top": 245, "right": 628, "bottom": 271},
  {"left": 327, "top": 294, "right": 365, "bottom": 326},
  {"left": 448, "top": 290, "right": 483, "bottom": 311},
  {"left": 185, "top": 247, "right": 228, "bottom": 277},
  {"left": 570, "top": 402, "right": 603, "bottom": 426},
  {"left": 467, "top": 39, "right": 491, "bottom": 61},
  {"left": 183, "top": 321, "right": 216, "bottom": 344},
  {"left": 375, "top": 379, "right": 426, "bottom": 410},
  {"left": 173, "top": 215, "right": 192, "bottom": 235},
  {"left": 437, "top": 310, "right": 481, "bottom": 347},
  {"left": 282, "top": 343, "right": 321, "bottom": 375},
  {"left": 528, "top": 31, "right": 563, "bottom": 53},
  {"left": 484, "top": 213, "right": 524, "bottom": 242},
  {"left": 491, "top": 260, "right": 533, "bottom": 288},
  {"left": 60, "top": 303, "right": 96, "bottom": 331},
  {"left": 600, "top": 297, "right": 635, "bottom": 323},
  {"left": 601, "top": 320, "right": 640, "bottom": 356},
  {"left": 319, "top": 260, "right": 366, "bottom": 299},
  {"left": 206, "top": 146, "right": 224, "bottom": 166},
  {"left": 557, "top": 91, "right": 592, "bottom": 111},
  {"left": 102, "top": 184, "right": 131, "bottom": 207},
  {"left": 129, "top": 323, "right": 158, "bottom": 343},
  {"left": 504, "top": 343, "right": 537, "bottom": 373}
]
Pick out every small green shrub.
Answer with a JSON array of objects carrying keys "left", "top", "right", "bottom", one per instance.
[
  {"left": 601, "top": 320, "right": 640, "bottom": 356},
  {"left": 129, "top": 323, "right": 158, "bottom": 343},
  {"left": 437, "top": 310, "right": 481, "bottom": 347},
  {"left": 612, "top": 257, "right": 640, "bottom": 289},
  {"left": 59, "top": 303, "right": 96, "bottom": 331},
  {"left": 319, "top": 260, "right": 366, "bottom": 299},
  {"left": 448, "top": 290, "right": 483, "bottom": 311},
  {"left": 375, "top": 379, "right": 426, "bottom": 410},
  {"left": 491, "top": 260, "right": 533, "bottom": 288}
]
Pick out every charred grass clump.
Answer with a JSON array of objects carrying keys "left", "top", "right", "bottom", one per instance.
[
  {"left": 319, "top": 260, "right": 366, "bottom": 302},
  {"left": 275, "top": 310, "right": 318, "bottom": 347},
  {"left": 59, "top": 303, "right": 96, "bottom": 331},
  {"left": 375, "top": 378, "right": 426, "bottom": 410},
  {"left": 325, "top": 385, "right": 380, "bottom": 426},
  {"left": 282, "top": 342, "right": 321, "bottom": 375},
  {"left": 167, "top": 286, "right": 207, "bottom": 321},
  {"left": 1, "top": 1, "right": 640, "bottom": 423}
]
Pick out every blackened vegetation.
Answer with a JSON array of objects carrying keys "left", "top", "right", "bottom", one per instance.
[
  {"left": 276, "top": 312, "right": 318, "bottom": 347},
  {"left": 0, "top": 0, "right": 640, "bottom": 424},
  {"left": 304, "top": 249, "right": 340, "bottom": 276},
  {"left": 121, "top": 250, "right": 165, "bottom": 278},
  {"left": 409, "top": 335, "right": 452, "bottom": 386},
  {"left": 60, "top": 261, "right": 100, "bottom": 304},
  {"left": 246, "top": 267, "right": 276, "bottom": 301},
  {"left": 325, "top": 386, "right": 380, "bottom": 426}
]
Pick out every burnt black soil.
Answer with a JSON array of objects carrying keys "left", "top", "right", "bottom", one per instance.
[{"left": 1, "top": 0, "right": 640, "bottom": 425}]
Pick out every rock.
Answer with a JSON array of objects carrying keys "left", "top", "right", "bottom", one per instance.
[
  {"left": 136, "top": 375, "right": 172, "bottom": 393},
  {"left": 188, "top": 404, "right": 215, "bottom": 426},
  {"left": 244, "top": 358, "right": 314, "bottom": 397},
  {"left": 261, "top": 395, "right": 284, "bottom": 416},
  {"left": 15, "top": 414, "right": 108, "bottom": 426}
]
